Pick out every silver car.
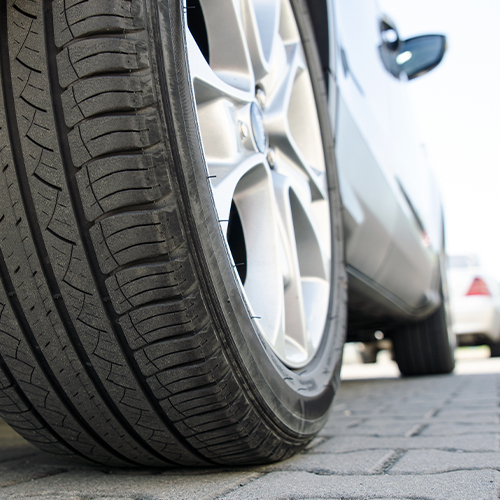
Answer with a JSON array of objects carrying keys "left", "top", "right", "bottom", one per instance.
[{"left": 0, "top": 0, "right": 453, "bottom": 466}]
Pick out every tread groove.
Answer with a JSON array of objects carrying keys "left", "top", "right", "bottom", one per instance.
[
  {"left": 0, "top": 343, "right": 93, "bottom": 462},
  {"left": 2, "top": 0, "right": 190, "bottom": 467},
  {"left": 0, "top": 1, "right": 143, "bottom": 466},
  {"left": 44, "top": 0, "right": 214, "bottom": 466}
]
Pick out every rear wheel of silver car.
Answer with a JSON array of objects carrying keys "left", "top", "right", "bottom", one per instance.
[
  {"left": 391, "top": 272, "right": 455, "bottom": 376},
  {"left": 0, "top": 0, "right": 346, "bottom": 465},
  {"left": 489, "top": 341, "right": 500, "bottom": 357}
]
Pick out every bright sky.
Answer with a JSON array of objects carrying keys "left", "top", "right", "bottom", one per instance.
[{"left": 378, "top": 0, "right": 500, "bottom": 280}]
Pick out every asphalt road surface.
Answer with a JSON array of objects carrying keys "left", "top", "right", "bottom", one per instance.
[{"left": 0, "top": 346, "right": 498, "bottom": 500}]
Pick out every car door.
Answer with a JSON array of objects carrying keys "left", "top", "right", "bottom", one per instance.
[{"left": 333, "top": 0, "right": 439, "bottom": 311}]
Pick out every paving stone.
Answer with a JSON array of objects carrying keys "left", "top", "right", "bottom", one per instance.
[
  {"left": 0, "top": 469, "right": 262, "bottom": 500},
  {"left": 260, "top": 450, "right": 397, "bottom": 474},
  {"left": 324, "top": 421, "right": 420, "bottom": 437},
  {"left": 443, "top": 404, "right": 499, "bottom": 412},
  {"left": 439, "top": 401, "right": 500, "bottom": 411},
  {"left": 0, "top": 453, "right": 85, "bottom": 488},
  {"left": 389, "top": 449, "right": 500, "bottom": 474},
  {"left": 329, "top": 407, "right": 388, "bottom": 417},
  {"left": 0, "top": 497, "right": 96, "bottom": 500},
  {"left": 218, "top": 470, "right": 500, "bottom": 500},
  {"left": 320, "top": 416, "right": 365, "bottom": 433},
  {"left": 437, "top": 405, "right": 500, "bottom": 418},
  {"left": 421, "top": 423, "right": 500, "bottom": 436},
  {"left": 315, "top": 433, "right": 497, "bottom": 453},
  {"left": 376, "top": 401, "right": 443, "bottom": 416},
  {"left": 424, "top": 413, "right": 500, "bottom": 424},
  {"left": 450, "top": 397, "right": 498, "bottom": 404},
  {"left": 330, "top": 406, "right": 443, "bottom": 419}
]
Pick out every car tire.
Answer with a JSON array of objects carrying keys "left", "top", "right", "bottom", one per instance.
[
  {"left": 390, "top": 280, "right": 455, "bottom": 376},
  {"left": 0, "top": 0, "right": 346, "bottom": 466},
  {"left": 489, "top": 341, "right": 500, "bottom": 357},
  {"left": 359, "top": 343, "right": 379, "bottom": 364}
]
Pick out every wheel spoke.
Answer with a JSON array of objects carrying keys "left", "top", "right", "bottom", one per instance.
[
  {"left": 232, "top": 165, "right": 286, "bottom": 350},
  {"left": 272, "top": 171, "right": 309, "bottom": 363},
  {"left": 209, "top": 153, "right": 267, "bottom": 228},
  {"left": 263, "top": 42, "right": 327, "bottom": 201},
  {"left": 275, "top": 129, "right": 328, "bottom": 202},
  {"left": 287, "top": 186, "right": 331, "bottom": 352},
  {"left": 198, "top": 0, "right": 255, "bottom": 92},
  {"left": 272, "top": 163, "right": 331, "bottom": 365},
  {"left": 187, "top": 31, "right": 254, "bottom": 105},
  {"left": 287, "top": 61, "right": 326, "bottom": 175},
  {"left": 241, "top": 0, "right": 281, "bottom": 81},
  {"left": 196, "top": 97, "right": 243, "bottom": 175}
]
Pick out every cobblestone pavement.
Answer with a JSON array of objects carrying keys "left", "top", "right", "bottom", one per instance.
[{"left": 0, "top": 347, "right": 498, "bottom": 500}]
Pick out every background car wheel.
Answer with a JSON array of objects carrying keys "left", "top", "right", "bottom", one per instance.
[
  {"left": 359, "top": 343, "right": 380, "bottom": 364},
  {"left": 0, "top": 0, "right": 346, "bottom": 466},
  {"left": 489, "top": 341, "right": 500, "bottom": 357},
  {"left": 390, "top": 280, "right": 455, "bottom": 376}
]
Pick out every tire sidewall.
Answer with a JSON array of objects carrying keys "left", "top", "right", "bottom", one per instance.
[{"left": 152, "top": 0, "right": 347, "bottom": 437}]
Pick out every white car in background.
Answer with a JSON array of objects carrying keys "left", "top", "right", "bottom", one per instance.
[{"left": 448, "top": 255, "right": 500, "bottom": 356}]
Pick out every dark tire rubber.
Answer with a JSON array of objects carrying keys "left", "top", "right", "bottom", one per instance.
[
  {"left": 391, "top": 293, "right": 455, "bottom": 376},
  {"left": 359, "top": 343, "right": 379, "bottom": 364},
  {"left": 0, "top": 0, "right": 346, "bottom": 466},
  {"left": 391, "top": 266, "right": 457, "bottom": 376},
  {"left": 489, "top": 341, "right": 500, "bottom": 357}
]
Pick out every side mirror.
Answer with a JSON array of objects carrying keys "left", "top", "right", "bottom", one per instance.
[{"left": 396, "top": 35, "right": 447, "bottom": 80}]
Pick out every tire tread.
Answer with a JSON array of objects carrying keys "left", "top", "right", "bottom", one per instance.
[
  {"left": 391, "top": 301, "right": 455, "bottom": 376},
  {"left": 0, "top": 0, "right": 308, "bottom": 466}
]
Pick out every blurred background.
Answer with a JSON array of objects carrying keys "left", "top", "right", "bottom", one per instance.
[{"left": 378, "top": 0, "right": 500, "bottom": 279}]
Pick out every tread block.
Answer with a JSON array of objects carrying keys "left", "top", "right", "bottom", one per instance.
[
  {"left": 106, "top": 256, "right": 194, "bottom": 315},
  {"left": 170, "top": 371, "right": 241, "bottom": 419},
  {"left": 10, "top": 7, "right": 43, "bottom": 74},
  {"left": 44, "top": 191, "right": 79, "bottom": 246},
  {"left": 16, "top": 71, "right": 49, "bottom": 115},
  {"left": 54, "top": 0, "right": 145, "bottom": 48},
  {"left": 182, "top": 392, "right": 247, "bottom": 434},
  {"left": 90, "top": 204, "right": 184, "bottom": 274},
  {"left": 205, "top": 428, "right": 281, "bottom": 464},
  {"left": 68, "top": 113, "right": 161, "bottom": 168},
  {"left": 120, "top": 293, "right": 208, "bottom": 350},
  {"left": 17, "top": 107, "right": 55, "bottom": 155},
  {"left": 0, "top": 298, "right": 116, "bottom": 463},
  {"left": 135, "top": 325, "right": 216, "bottom": 377},
  {"left": 56, "top": 37, "right": 149, "bottom": 89},
  {"left": 77, "top": 150, "right": 169, "bottom": 222},
  {"left": 148, "top": 354, "right": 230, "bottom": 402},
  {"left": 61, "top": 75, "right": 155, "bottom": 128},
  {"left": 196, "top": 417, "right": 263, "bottom": 449},
  {"left": 10, "top": 0, "right": 39, "bottom": 19}
]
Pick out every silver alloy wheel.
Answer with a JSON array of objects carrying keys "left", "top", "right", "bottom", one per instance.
[{"left": 185, "top": 0, "right": 331, "bottom": 368}]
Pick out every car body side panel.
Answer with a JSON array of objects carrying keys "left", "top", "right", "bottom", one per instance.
[
  {"left": 331, "top": 0, "right": 443, "bottom": 315},
  {"left": 336, "top": 96, "right": 394, "bottom": 279},
  {"left": 385, "top": 74, "right": 443, "bottom": 255}
]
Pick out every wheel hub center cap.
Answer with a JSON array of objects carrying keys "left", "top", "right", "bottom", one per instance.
[{"left": 250, "top": 103, "right": 267, "bottom": 153}]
